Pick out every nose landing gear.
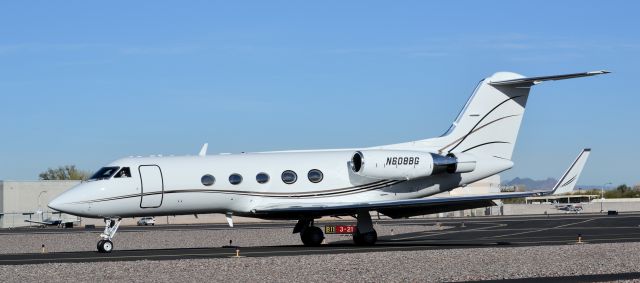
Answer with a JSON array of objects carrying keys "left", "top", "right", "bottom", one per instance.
[
  {"left": 97, "top": 239, "right": 113, "bottom": 253},
  {"left": 97, "top": 218, "right": 121, "bottom": 253}
]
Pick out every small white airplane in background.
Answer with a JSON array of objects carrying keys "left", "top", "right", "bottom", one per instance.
[
  {"left": 49, "top": 70, "right": 608, "bottom": 253},
  {"left": 24, "top": 211, "right": 80, "bottom": 228},
  {"left": 556, "top": 204, "right": 583, "bottom": 213}
]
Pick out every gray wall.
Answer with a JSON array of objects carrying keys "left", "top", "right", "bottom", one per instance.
[
  {"left": 503, "top": 202, "right": 640, "bottom": 215},
  {"left": 0, "top": 180, "right": 80, "bottom": 228},
  {"left": 0, "top": 181, "right": 4, "bottom": 213}
]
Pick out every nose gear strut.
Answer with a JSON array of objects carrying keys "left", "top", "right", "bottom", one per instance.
[{"left": 97, "top": 218, "right": 121, "bottom": 253}]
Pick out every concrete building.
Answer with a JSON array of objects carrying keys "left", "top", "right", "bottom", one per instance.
[
  {"left": 0, "top": 180, "right": 80, "bottom": 228},
  {"left": 449, "top": 175, "right": 501, "bottom": 196},
  {"left": 435, "top": 175, "right": 503, "bottom": 217},
  {"left": 525, "top": 195, "right": 599, "bottom": 204},
  {"left": 0, "top": 180, "right": 270, "bottom": 228}
]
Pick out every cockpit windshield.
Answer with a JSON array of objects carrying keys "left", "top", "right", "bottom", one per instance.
[
  {"left": 89, "top": 167, "right": 120, "bottom": 181},
  {"left": 115, "top": 167, "right": 131, "bottom": 178}
]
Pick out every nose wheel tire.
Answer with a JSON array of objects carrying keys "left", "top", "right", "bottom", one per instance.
[
  {"left": 97, "top": 239, "right": 114, "bottom": 253},
  {"left": 300, "top": 226, "right": 324, "bottom": 246},
  {"left": 97, "top": 240, "right": 104, "bottom": 251}
]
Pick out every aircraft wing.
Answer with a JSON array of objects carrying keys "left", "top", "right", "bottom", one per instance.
[
  {"left": 24, "top": 219, "right": 79, "bottom": 225},
  {"left": 252, "top": 191, "right": 545, "bottom": 219},
  {"left": 24, "top": 219, "right": 56, "bottom": 225}
]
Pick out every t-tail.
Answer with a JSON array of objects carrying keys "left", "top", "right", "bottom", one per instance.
[
  {"left": 390, "top": 71, "right": 609, "bottom": 161},
  {"left": 550, "top": 148, "right": 592, "bottom": 195}
]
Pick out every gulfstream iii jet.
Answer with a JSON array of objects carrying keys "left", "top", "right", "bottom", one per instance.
[{"left": 49, "top": 70, "right": 608, "bottom": 253}]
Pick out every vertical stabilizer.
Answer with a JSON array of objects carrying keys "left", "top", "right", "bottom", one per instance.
[
  {"left": 438, "top": 72, "right": 531, "bottom": 160},
  {"left": 383, "top": 71, "right": 608, "bottom": 161}
]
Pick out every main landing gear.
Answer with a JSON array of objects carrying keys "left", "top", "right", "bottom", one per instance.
[
  {"left": 294, "top": 219, "right": 325, "bottom": 246},
  {"left": 353, "top": 211, "right": 377, "bottom": 246},
  {"left": 97, "top": 218, "right": 121, "bottom": 253},
  {"left": 294, "top": 211, "right": 378, "bottom": 246}
]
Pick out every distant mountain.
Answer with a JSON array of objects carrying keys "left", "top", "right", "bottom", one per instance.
[
  {"left": 503, "top": 177, "right": 558, "bottom": 191},
  {"left": 504, "top": 177, "right": 616, "bottom": 192},
  {"left": 574, "top": 185, "right": 617, "bottom": 190}
]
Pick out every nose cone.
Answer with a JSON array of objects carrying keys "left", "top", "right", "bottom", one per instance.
[
  {"left": 48, "top": 182, "right": 101, "bottom": 217},
  {"left": 48, "top": 186, "right": 90, "bottom": 216},
  {"left": 47, "top": 198, "right": 61, "bottom": 211},
  {"left": 48, "top": 193, "right": 73, "bottom": 214}
]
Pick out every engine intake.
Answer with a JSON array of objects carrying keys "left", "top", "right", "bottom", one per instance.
[{"left": 351, "top": 151, "right": 364, "bottom": 173}]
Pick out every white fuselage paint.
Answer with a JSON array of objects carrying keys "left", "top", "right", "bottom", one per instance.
[{"left": 49, "top": 148, "right": 512, "bottom": 219}]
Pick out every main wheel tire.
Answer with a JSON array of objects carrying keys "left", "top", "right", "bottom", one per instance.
[
  {"left": 98, "top": 239, "right": 114, "bottom": 253},
  {"left": 353, "top": 229, "right": 377, "bottom": 246},
  {"left": 301, "top": 226, "right": 324, "bottom": 246},
  {"left": 97, "top": 240, "right": 105, "bottom": 252},
  {"left": 353, "top": 231, "right": 362, "bottom": 245}
]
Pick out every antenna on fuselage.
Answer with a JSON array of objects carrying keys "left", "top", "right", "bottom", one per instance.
[{"left": 199, "top": 143, "right": 208, "bottom": 157}]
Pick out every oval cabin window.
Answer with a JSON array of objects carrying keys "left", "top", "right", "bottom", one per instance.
[
  {"left": 229, "top": 173, "right": 243, "bottom": 185},
  {"left": 281, "top": 170, "right": 297, "bottom": 184},
  {"left": 256, "top": 172, "right": 270, "bottom": 184},
  {"left": 201, "top": 174, "right": 215, "bottom": 186},
  {"left": 307, "top": 169, "right": 323, "bottom": 183}
]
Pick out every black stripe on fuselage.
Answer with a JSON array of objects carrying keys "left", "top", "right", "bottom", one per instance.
[{"left": 446, "top": 95, "right": 526, "bottom": 154}]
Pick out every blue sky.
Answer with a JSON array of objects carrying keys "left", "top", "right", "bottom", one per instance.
[{"left": 0, "top": 1, "right": 638, "bottom": 186}]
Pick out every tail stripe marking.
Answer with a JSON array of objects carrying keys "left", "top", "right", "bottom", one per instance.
[{"left": 440, "top": 93, "right": 526, "bottom": 154}]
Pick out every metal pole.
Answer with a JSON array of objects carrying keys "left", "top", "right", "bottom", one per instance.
[
  {"left": 601, "top": 182, "right": 612, "bottom": 213},
  {"left": 600, "top": 185, "right": 603, "bottom": 213}
]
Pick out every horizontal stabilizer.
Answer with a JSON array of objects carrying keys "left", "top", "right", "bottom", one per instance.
[{"left": 489, "top": 70, "right": 610, "bottom": 86}]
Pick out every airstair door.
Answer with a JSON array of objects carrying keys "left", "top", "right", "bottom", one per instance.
[{"left": 139, "top": 165, "right": 164, "bottom": 208}]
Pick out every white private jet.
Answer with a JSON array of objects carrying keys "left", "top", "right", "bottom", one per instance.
[{"left": 49, "top": 70, "right": 608, "bottom": 253}]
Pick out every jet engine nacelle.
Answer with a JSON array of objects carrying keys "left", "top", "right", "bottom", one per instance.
[
  {"left": 350, "top": 150, "right": 476, "bottom": 180},
  {"left": 443, "top": 152, "right": 477, "bottom": 174}
]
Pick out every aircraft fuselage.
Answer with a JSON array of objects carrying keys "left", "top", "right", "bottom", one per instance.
[{"left": 49, "top": 149, "right": 512, "bottom": 219}]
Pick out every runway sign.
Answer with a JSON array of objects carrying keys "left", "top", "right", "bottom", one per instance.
[{"left": 324, "top": 225, "right": 356, "bottom": 234}]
